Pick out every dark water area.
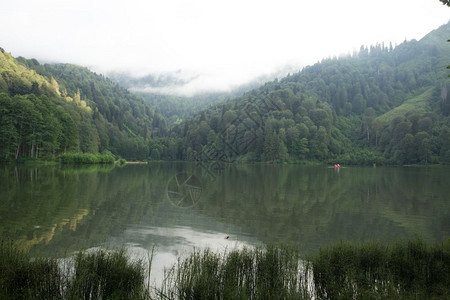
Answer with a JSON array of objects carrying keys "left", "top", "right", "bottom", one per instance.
[{"left": 1, "top": 163, "right": 449, "bottom": 281}]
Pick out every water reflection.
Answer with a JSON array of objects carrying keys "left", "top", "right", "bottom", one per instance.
[
  {"left": 112, "top": 225, "right": 255, "bottom": 287},
  {"left": 0, "top": 163, "right": 449, "bottom": 260}
]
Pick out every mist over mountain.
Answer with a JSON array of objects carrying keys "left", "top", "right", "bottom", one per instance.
[
  {"left": 107, "top": 64, "right": 301, "bottom": 96},
  {"left": 107, "top": 65, "right": 302, "bottom": 125}
]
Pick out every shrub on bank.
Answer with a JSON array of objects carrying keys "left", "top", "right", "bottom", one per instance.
[{"left": 58, "top": 153, "right": 115, "bottom": 164}]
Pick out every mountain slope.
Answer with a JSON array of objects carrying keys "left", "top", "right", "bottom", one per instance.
[
  {"left": 375, "top": 88, "right": 434, "bottom": 125},
  {"left": 0, "top": 50, "right": 169, "bottom": 161},
  {"left": 172, "top": 22, "right": 450, "bottom": 165},
  {"left": 0, "top": 49, "right": 59, "bottom": 96}
]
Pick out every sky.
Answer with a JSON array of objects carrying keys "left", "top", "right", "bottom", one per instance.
[{"left": 0, "top": 0, "right": 449, "bottom": 95}]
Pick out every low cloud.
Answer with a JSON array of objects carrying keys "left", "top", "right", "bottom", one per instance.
[{"left": 113, "top": 63, "right": 302, "bottom": 97}]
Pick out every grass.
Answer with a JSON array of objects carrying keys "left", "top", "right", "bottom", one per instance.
[{"left": 1, "top": 239, "right": 449, "bottom": 299}]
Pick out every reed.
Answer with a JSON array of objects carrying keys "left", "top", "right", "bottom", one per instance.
[
  {"left": 157, "top": 240, "right": 450, "bottom": 299},
  {"left": 66, "top": 249, "right": 148, "bottom": 300},
  {"left": 311, "top": 239, "right": 450, "bottom": 299},
  {"left": 158, "top": 245, "right": 311, "bottom": 300},
  {"left": 0, "top": 240, "right": 64, "bottom": 299},
  {"left": 0, "top": 241, "right": 150, "bottom": 300}
]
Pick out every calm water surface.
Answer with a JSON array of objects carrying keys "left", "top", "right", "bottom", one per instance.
[{"left": 1, "top": 163, "right": 449, "bottom": 283}]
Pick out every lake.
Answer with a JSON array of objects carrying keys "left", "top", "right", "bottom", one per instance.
[{"left": 1, "top": 163, "right": 449, "bottom": 285}]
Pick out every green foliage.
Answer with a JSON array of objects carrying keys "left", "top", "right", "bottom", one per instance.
[
  {"left": 0, "top": 242, "right": 150, "bottom": 300},
  {"left": 375, "top": 88, "right": 433, "bottom": 125},
  {"left": 0, "top": 51, "right": 55, "bottom": 97},
  {"left": 68, "top": 249, "right": 147, "bottom": 300},
  {"left": 117, "top": 158, "right": 127, "bottom": 165},
  {"left": 0, "top": 93, "right": 78, "bottom": 160},
  {"left": 0, "top": 241, "right": 63, "bottom": 299},
  {"left": 335, "top": 148, "right": 384, "bottom": 165},
  {"left": 0, "top": 50, "right": 173, "bottom": 161},
  {"left": 440, "top": 0, "right": 450, "bottom": 7},
  {"left": 158, "top": 240, "right": 450, "bottom": 299},
  {"left": 312, "top": 240, "right": 450, "bottom": 299},
  {"left": 58, "top": 153, "right": 115, "bottom": 164},
  {"left": 160, "top": 245, "right": 310, "bottom": 300},
  {"left": 2, "top": 239, "right": 449, "bottom": 300}
]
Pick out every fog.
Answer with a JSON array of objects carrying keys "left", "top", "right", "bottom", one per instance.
[{"left": 1, "top": 0, "right": 448, "bottom": 95}]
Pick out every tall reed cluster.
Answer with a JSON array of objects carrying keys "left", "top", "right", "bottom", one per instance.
[
  {"left": 312, "top": 239, "right": 450, "bottom": 299},
  {"left": 0, "top": 241, "right": 149, "bottom": 300},
  {"left": 158, "top": 246, "right": 310, "bottom": 299}
]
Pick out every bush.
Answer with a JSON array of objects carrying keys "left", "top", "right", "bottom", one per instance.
[{"left": 58, "top": 153, "right": 115, "bottom": 164}]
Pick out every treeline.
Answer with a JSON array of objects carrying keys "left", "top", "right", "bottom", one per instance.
[
  {"left": 169, "top": 22, "right": 450, "bottom": 165},
  {"left": 0, "top": 93, "right": 77, "bottom": 160}
]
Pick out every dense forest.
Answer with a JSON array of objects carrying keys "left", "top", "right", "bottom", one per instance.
[
  {"left": 170, "top": 22, "right": 450, "bottom": 165},
  {"left": 1, "top": 21, "right": 449, "bottom": 164},
  {"left": 108, "top": 70, "right": 283, "bottom": 126},
  {"left": 0, "top": 48, "right": 171, "bottom": 161}
]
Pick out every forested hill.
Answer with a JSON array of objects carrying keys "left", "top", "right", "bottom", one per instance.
[
  {"left": 173, "top": 22, "right": 450, "bottom": 165},
  {"left": 0, "top": 49, "right": 169, "bottom": 161}
]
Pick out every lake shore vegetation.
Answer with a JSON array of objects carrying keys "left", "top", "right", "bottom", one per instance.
[
  {"left": 58, "top": 153, "right": 115, "bottom": 164},
  {"left": 2, "top": 239, "right": 449, "bottom": 299}
]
